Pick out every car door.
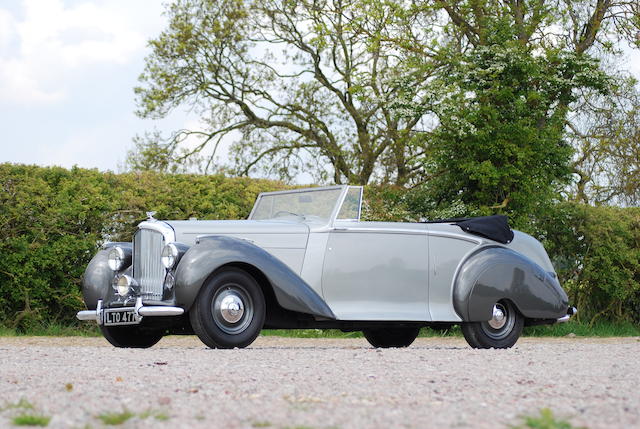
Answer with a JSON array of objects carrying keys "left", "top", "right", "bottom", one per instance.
[{"left": 321, "top": 221, "right": 430, "bottom": 321}]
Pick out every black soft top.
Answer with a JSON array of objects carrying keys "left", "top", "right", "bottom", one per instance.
[{"left": 423, "top": 215, "right": 514, "bottom": 244}]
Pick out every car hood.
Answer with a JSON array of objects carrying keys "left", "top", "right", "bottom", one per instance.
[{"left": 163, "top": 219, "right": 310, "bottom": 247}]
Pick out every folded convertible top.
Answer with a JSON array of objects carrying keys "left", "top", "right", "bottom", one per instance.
[{"left": 424, "top": 215, "right": 514, "bottom": 244}]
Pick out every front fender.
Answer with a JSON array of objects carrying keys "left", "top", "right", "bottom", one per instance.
[
  {"left": 453, "top": 247, "right": 568, "bottom": 321},
  {"left": 174, "top": 236, "right": 336, "bottom": 320},
  {"left": 81, "top": 242, "right": 131, "bottom": 309}
]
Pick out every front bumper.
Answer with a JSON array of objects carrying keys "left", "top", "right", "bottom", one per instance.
[
  {"left": 76, "top": 298, "right": 184, "bottom": 325},
  {"left": 556, "top": 306, "right": 578, "bottom": 323}
]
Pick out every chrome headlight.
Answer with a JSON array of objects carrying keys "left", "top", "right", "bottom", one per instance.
[
  {"left": 107, "top": 246, "right": 126, "bottom": 271},
  {"left": 161, "top": 243, "right": 179, "bottom": 269},
  {"left": 112, "top": 274, "right": 137, "bottom": 297}
]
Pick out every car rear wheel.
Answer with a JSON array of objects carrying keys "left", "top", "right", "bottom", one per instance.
[
  {"left": 100, "top": 326, "right": 163, "bottom": 348},
  {"left": 461, "top": 300, "right": 524, "bottom": 349},
  {"left": 363, "top": 327, "right": 420, "bottom": 348},
  {"left": 190, "top": 268, "right": 265, "bottom": 349}
]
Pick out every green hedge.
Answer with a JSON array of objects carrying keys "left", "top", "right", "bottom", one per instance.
[
  {"left": 1, "top": 164, "right": 638, "bottom": 329},
  {"left": 0, "top": 164, "right": 284, "bottom": 330}
]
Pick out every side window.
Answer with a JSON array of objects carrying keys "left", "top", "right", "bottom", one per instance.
[{"left": 337, "top": 187, "right": 362, "bottom": 220}]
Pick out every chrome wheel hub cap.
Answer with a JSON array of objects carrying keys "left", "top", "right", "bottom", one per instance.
[
  {"left": 481, "top": 302, "right": 516, "bottom": 340},
  {"left": 212, "top": 285, "right": 254, "bottom": 335},
  {"left": 219, "top": 295, "right": 244, "bottom": 323},
  {"left": 488, "top": 304, "right": 507, "bottom": 329}
]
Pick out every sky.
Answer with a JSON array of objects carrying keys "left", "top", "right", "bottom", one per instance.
[
  {"left": 0, "top": 0, "right": 198, "bottom": 172},
  {"left": 1, "top": 0, "right": 639, "bottom": 174}
]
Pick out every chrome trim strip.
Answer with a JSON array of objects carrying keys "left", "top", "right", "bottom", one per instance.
[
  {"left": 137, "top": 220, "right": 176, "bottom": 243},
  {"left": 137, "top": 306, "right": 185, "bottom": 317},
  {"left": 328, "top": 227, "right": 483, "bottom": 243}
]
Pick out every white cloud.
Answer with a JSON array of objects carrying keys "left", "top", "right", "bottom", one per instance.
[{"left": 0, "top": 0, "right": 161, "bottom": 106}]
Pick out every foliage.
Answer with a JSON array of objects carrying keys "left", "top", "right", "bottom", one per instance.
[
  {"left": 132, "top": 0, "right": 639, "bottom": 208},
  {"left": 569, "top": 77, "right": 640, "bottom": 205},
  {"left": 124, "top": 131, "right": 208, "bottom": 174},
  {"left": 97, "top": 410, "right": 135, "bottom": 426},
  {"left": 533, "top": 203, "right": 640, "bottom": 324},
  {"left": 513, "top": 408, "right": 582, "bottom": 429},
  {"left": 11, "top": 414, "right": 51, "bottom": 427},
  {"left": 391, "top": 0, "right": 629, "bottom": 213},
  {"left": 134, "top": 0, "right": 432, "bottom": 185},
  {"left": 421, "top": 43, "right": 609, "bottom": 214}
]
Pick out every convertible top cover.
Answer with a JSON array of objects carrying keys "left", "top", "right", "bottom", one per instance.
[
  {"left": 453, "top": 215, "right": 514, "bottom": 244},
  {"left": 423, "top": 215, "right": 514, "bottom": 244}
]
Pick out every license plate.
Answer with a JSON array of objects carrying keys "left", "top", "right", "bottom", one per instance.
[{"left": 103, "top": 308, "right": 139, "bottom": 326}]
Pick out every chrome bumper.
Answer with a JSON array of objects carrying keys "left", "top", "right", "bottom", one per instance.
[
  {"left": 556, "top": 306, "right": 578, "bottom": 323},
  {"left": 76, "top": 298, "right": 184, "bottom": 324}
]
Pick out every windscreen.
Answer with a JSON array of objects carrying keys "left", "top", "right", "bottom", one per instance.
[{"left": 250, "top": 188, "right": 343, "bottom": 221}]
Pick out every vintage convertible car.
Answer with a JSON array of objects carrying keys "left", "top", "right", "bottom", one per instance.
[{"left": 78, "top": 185, "right": 575, "bottom": 349}]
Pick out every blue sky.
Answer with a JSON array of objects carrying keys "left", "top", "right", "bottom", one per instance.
[
  {"left": 1, "top": 0, "right": 639, "bottom": 174},
  {"left": 0, "top": 0, "right": 196, "bottom": 171}
]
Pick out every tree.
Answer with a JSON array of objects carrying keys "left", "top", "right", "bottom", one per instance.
[
  {"left": 124, "top": 131, "right": 208, "bottom": 174},
  {"left": 569, "top": 77, "right": 640, "bottom": 205},
  {"left": 135, "top": 0, "right": 435, "bottom": 185},
  {"left": 392, "top": 0, "right": 639, "bottom": 213}
]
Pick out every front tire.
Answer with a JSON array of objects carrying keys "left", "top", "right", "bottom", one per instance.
[
  {"left": 100, "top": 326, "right": 163, "bottom": 348},
  {"left": 189, "top": 268, "right": 265, "bottom": 349},
  {"left": 462, "top": 300, "right": 524, "bottom": 349},
  {"left": 363, "top": 327, "right": 420, "bottom": 348}
]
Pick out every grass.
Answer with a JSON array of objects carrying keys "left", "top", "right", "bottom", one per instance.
[
  {"left": 138, "top": 409, "right": 170, "bottom": 421},
  {"left": 11, "top": 414, "right": 51, "bottom": 427},
  {"left": 0, "top": 320, "right": 637, "bottom": 338},
  {"left": 0, "top": 323, "right": 100, "bottom": 337},
  {"left": 1, "top": 399, "right": 35, "bottom": 411},
  {"left": 96, "top": 410, "right": 135, "bottom": 426},
  {"left": 264, "top": 320, "right": 640, "bottom": 339},
  {"left": 523, "top": 320, "right": 640, "bottom": 337},
  {"left": 514, "top": 408, "right": 584, "bottom": 429}
]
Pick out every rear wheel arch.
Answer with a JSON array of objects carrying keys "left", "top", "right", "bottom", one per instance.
[{"left": 453, "top": 247, "right": 567, "bottom": 322}]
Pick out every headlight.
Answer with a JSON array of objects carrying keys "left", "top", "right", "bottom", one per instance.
[
  {"left": 161, "top": 243, "right": 179, "bottom": 269},
  {"left": 107, "top": 246, "right": 126, "bottom": 271},
  {"left": 112, "top": 274, "right": 137, "bottom": 297}
]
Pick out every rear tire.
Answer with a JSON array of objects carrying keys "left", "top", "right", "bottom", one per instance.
[
  {"left": 363, "top": 327, "right": 420, "bottom": 348},
  {"left": 190, "top": 268, "right": 265, "bottom": 349},
  {"left": 462, "top": 300, "right": 524, "bottom": 349},
  {"left": 100, "top": 326, "right": 163, "bottom": 348}
]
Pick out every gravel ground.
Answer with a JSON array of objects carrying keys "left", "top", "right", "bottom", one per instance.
[{"left": 0, "top": 336, "right": 638, "bottom": 429}]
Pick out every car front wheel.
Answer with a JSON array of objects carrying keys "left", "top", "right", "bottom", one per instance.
[
  {"left": 461, "top": 300, "right": 524, "bottom": 349},
  {"left": 190, "top": 268, "right": 265, "bottom": 349},
  {"left": 363, "top": 327, "right": 420, "bottom": 348},
  {"left": 100, "top": 326, "right": 163, "bottom": 348}
]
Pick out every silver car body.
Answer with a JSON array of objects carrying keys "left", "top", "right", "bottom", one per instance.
[{"left": 78, "top": 185, "right": 571, "bottom": 339}]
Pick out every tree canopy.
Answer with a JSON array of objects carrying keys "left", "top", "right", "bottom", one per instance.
[
  {"left": 135, "top": 0, "right": 434, "bottom": 185},
  {"left": 134, "top": 0, "right": 640, "bottom": 209}
]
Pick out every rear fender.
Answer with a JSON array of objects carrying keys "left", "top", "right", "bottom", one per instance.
[
  {"left": 453, "top": 247, "right": 568, "bottom": 321},
  {"left": 174, "top": 235, "right": 335, "bottom": 320}
]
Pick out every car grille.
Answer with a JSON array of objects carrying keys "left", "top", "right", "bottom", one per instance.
[{"left": 133, "top": 228, "right": 165, "bottom": 300}]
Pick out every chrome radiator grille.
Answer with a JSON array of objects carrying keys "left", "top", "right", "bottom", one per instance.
[{"left": 133, "top": 229, "right": 165, "bottom": 300}]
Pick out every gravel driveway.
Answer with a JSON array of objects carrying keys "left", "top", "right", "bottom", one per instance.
[{"left": 0, "top": 336, "right": 638, "bottom": 428}]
